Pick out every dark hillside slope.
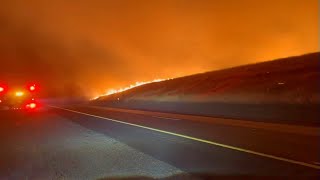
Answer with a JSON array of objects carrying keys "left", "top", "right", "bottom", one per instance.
[{"left": 94, "top": 53, "right": 320, "bottom": 126}]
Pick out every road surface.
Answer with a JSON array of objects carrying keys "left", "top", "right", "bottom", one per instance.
[{"left": 0, "top": 105, "right": 319, "bottom": 179}]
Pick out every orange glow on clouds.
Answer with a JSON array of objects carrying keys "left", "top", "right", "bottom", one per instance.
[{"left": 0, "top": 0, "right": 318, "bottom": 98}]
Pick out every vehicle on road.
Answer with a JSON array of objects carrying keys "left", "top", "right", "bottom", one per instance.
[{"left": 0, "top": 83, "right": 39, "bottom": 110}]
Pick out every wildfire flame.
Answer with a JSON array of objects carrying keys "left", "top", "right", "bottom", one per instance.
[{"left": 92, "top": 78, "right": 171, "bottom": 100}]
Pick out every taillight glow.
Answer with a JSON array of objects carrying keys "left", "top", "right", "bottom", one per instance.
[
  {"left": 0, "top": 84, "right": 7, "bottom": 93},
  {"left": 26, "top": 83, "right": 38, "bottom": 92},
  {"left": 26, "top": 102, "right": 37, "bottom": 109},
  {"left": 28, "top": 84, "right": 37, "bottom": 92},
  {"left": 29, "top": 103, "right": 36, "bottom": 108},
  {"left": 30, "top": 85, "right": 35, "bottom": 91}
]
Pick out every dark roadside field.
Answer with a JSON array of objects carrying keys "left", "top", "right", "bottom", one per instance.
[
  {"left": 92, "top": 101, "right": 320, "bottom": 126},
  {"left": 93, "top": 53, "right": 320, "bottom": 126}
]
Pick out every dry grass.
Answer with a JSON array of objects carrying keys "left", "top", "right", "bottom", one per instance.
[{"left": 99, "top": 52, "right": 319, "bottom": 104}]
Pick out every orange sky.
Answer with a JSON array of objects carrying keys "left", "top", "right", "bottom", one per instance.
[{"left": 0, "top": 0, "right": 318, "bottom": 97}]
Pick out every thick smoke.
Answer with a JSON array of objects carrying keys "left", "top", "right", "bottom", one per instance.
[{"left": 0, "top": 0, "right": 318, "bottom": 98}]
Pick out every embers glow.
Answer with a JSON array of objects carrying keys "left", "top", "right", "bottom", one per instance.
[{"left": 92, "top": 78, "right": 170, "bottom": 100}]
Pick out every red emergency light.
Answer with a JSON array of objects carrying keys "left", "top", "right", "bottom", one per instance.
[
  {"left": 26, "top": 83, "right": 38, "bottom": 92},
  {"left": 0, "top": 84, "right": 8, "bottom": 94}
]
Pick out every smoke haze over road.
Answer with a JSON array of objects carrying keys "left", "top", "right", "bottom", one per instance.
[{"left": 0, "top": 0, "right": 318, "bottom": 98}]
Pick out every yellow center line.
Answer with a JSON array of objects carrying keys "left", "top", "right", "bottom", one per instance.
[{"left": 50, "top": 105, "right": 320, "bottom": 170}]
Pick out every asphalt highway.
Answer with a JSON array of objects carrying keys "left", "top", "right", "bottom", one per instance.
[{"left": 0, "top": 105, "right": 319, "bottom": 179}]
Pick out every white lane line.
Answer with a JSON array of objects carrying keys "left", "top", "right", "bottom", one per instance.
[
  {"left": 50, "top": 105, "right": 320, "bottom": 170},
  {"left": 151, "top": 116, "right": 181, "bottom": 121}
]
